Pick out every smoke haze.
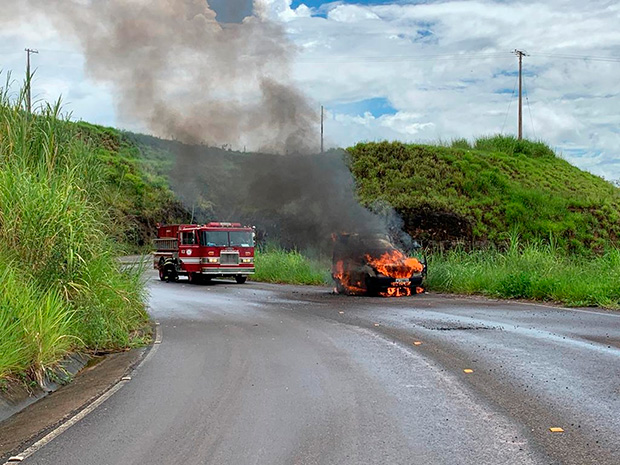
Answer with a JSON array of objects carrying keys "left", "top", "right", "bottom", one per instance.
[
  {"left": 140, "top": 136, "right": 413, "bottom": 251},
  {"left": 10, "top": 0, "right": 318, "bottom": 153}
]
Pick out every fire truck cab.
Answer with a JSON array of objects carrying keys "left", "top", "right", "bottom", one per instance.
[{"left": 153, "top": 222, "right": 255, "bottom": 284}]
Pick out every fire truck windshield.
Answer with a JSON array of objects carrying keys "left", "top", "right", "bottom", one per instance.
[
  {"left": 230, "top": 231, "right": 254, "bottom": 247},
  {"left": 202, "top": 231, "right": 228, "bottom": 247},
  {"left": 200, "top": 230, "right": 254, "bottom": 247}
]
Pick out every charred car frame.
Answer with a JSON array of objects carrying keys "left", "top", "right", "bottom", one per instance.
[{"left": 332, "top": 233, "right": 427, "bottom": 297}]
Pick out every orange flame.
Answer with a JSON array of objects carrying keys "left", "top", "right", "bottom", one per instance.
[
  {"left": 333, "top": 260, "right": 366, "bottom": 295},
  {"left": 365, "top": 250, "right": 424, "bottom": 279},
  {"left": 380, "top": 287, "right": 412, "bottom": 297}
]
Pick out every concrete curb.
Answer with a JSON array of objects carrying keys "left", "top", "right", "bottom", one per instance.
[{"left": 0, "top": 353, "right": 92, "bottom": 424}]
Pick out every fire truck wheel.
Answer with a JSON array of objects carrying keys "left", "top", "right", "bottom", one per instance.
[
  {"left": 235, "top": 276, "right": 247, "bottom": 284},
  {"left": 188, "top": 272, "right": 202, "bottom": 284}
]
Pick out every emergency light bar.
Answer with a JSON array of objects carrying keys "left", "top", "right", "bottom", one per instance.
[{"left": 206, "top": 222, "right": 242, "bottom": 227}]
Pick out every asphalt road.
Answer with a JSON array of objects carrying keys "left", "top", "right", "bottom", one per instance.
[{"left": 17, "top": 273, "right": 620, "bottom": 464}]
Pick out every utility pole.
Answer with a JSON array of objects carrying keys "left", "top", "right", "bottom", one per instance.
[
  {"left": 320, "top": 105, "right": 324, "bottom": 153},
  {"left": 513, "top": 49, "right": 527, "bottom": 140},
  {"left": 25, "top": 48, "right": 38, "bottom": 114}
]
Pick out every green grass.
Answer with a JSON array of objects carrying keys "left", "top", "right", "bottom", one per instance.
[
  {"left": 0, "top": 80, "right": 149, "bottom": 381},
  {"left": 78, "top": 126, "right": 620, "bottom": 308},
  {"left": 426, "top": 237, "right": 620, "bottom": 308},
  {"left": 253, "top": 247, "right": 330, "bottom": 285}
]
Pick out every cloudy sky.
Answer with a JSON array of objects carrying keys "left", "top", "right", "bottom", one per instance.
[{"left": 2, "top": 0, "right": 619, "bottom": 178}]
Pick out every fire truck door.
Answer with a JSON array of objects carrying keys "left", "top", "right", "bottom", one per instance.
[{"left": 179, "top": 230, "right": 200, "bottom": 269}]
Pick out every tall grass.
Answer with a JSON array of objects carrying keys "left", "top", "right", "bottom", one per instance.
[
  {"left": 253, "top": 246, "right": 329, "bottom": 285},
  {"left": 250, "top": 241, "right": 620, "bottom": 309},
  {"left": 0, "top": 80, "right": 148, "bottom": 381},
  {"left": 427, "top": 237, "right": 620, "bottom": 308},
  {"left": 470, "top": 135, "right": 556, "bottom": 158}
]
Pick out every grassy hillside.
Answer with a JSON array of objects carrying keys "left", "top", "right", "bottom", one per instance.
[
  {"left": 1, "top": 107, "right": 611, "bottom": 312},
  {"left": 122, "top": 134, "right": 620, "bottom": 308},
  {"left": 348, "top": 138, "right": 620, "bottom": 252},
  {"left": 127, "top": 134, "right": 619, "bottom": 253}
]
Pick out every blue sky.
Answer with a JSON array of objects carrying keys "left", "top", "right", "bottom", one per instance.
[
  {"left": 291, "top": 1, "right": 401, "bottom": 18},
  {"left": 276, "top": 0, "right": 620, "bottom": 178},
  {"left": 329, "top": 97, "right": 398, "bottom": 118},
  {"left": 291, "top": 1, "right": 399, "bottom": 7}
]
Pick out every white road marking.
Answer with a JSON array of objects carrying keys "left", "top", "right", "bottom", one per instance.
[
  {"left": 5, "top": 380, "right": 128, "bottom": 464},
  {"left": 503, "top": 298, "right": 620, "bottom": 317},
  {"left": 433, "top": 293, "right": 620, "bottom": 318},
  {"left": 3, "top": 322, "right": 162, "bottom": 465}
]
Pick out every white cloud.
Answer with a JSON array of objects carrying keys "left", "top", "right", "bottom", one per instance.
[
  {"left": 258, "top": 0, "right": 312, "bottom": 21},
  {"left": 328, "top": 5, "right": 380, "bottom": 22},
  {"left": 279, "top": 0, "right": 620, "bottom": 179},
  {"left": 328, "top": 110, "right": 434, "bottom": 146},
  {"left": 2, "top": 1, "right": 619, "bottom": 179},
  {"left": 0, "top": 14, "right": 118, "bottom": 128}
]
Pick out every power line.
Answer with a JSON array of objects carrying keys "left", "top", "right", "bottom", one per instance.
[
  {"left": 529, "top": 52, "right": 620, "bottom": 63},
  {"left": 501, "top": 74, "right": 519, "bottom": 134},
  {"left": 296, "top": 51, "right": 620, "bottom": 65},
  {"left": 522, "top": 73, "right": 537, "bottom": 140},
  {"left": 296, "top": 51, "right": 512, "bottom": 64}
]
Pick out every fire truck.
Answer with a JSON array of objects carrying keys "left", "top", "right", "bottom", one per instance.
[{"left": 153, "top": 222, "right": 255, "bottom": 284}]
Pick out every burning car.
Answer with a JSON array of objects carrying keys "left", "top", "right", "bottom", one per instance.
[{"left": 332, "top": 233, "right": 426, "bottom": 297}]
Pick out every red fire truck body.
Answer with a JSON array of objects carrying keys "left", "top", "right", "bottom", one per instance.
[{"left": 153, "top": 222, "right": 255, "bottom": 284}]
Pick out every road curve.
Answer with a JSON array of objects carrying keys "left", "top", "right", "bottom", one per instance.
[{"left": 17, "top": 272, "right": 620, "bottom": 464}]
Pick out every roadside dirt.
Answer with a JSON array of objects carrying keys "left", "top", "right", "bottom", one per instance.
[{"left": 0, "top": 348, "right": 146, "bottom": 461}]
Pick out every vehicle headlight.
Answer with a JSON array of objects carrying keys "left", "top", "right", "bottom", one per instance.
[
  {"left": 206, "top": 257, "right": 220, "bottom": 264},
  {"left": 241, "top": 258, "right": 254, "bottom": 264}
]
